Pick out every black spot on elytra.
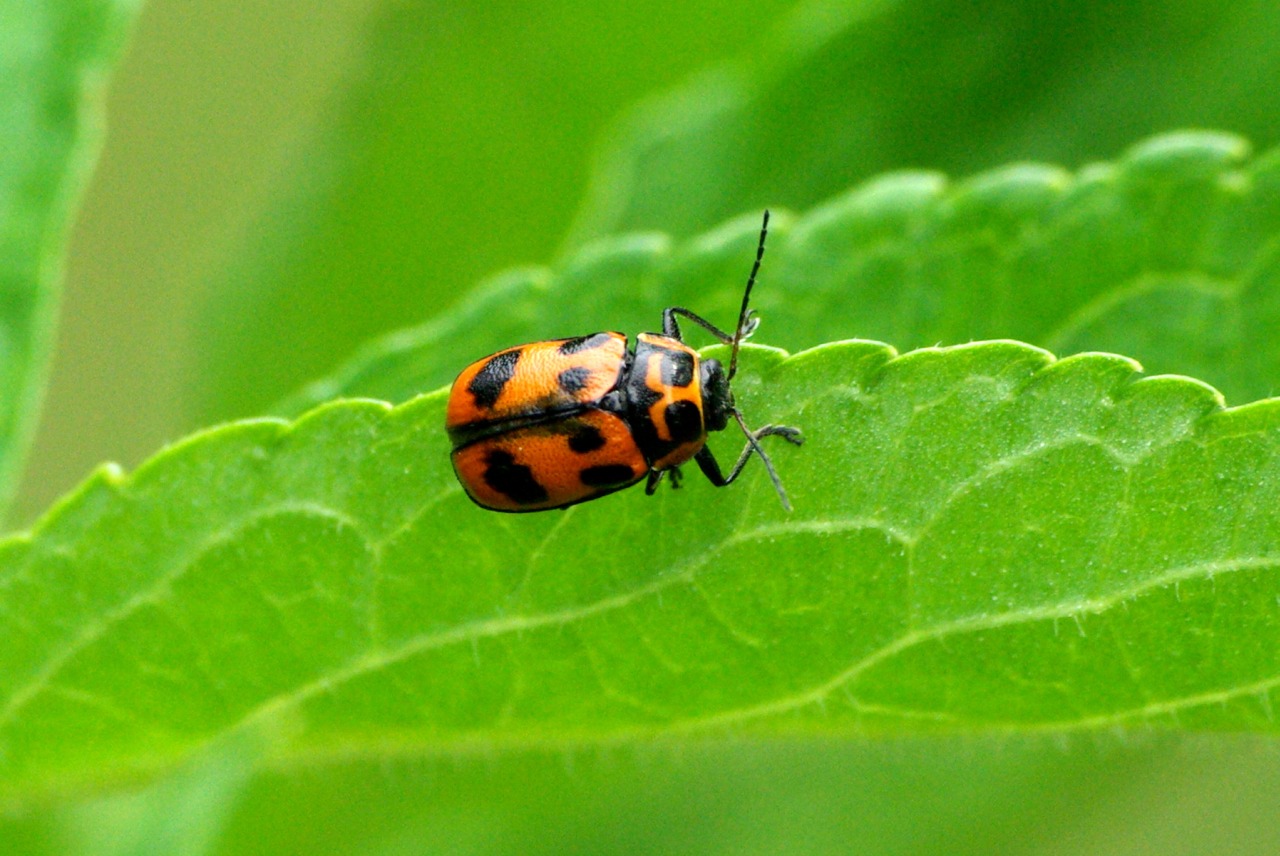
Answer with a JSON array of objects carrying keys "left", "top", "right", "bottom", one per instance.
[
  {"left": 568, "top": 424, "right": 606, "bottom": 453},
  {"left": 483, "top": 449, "right": 547, "bottom": 504},
  {"left": 558, "top": 366, "right": 592, "bottom": 394},
  {"left": 558, "top": 332, "right": 614, "bottom": 355},
  {"left": 659, "top": 350, "right": 694, "bottom": 387},
  {"left": 664, "top": 400, "right": 703, "bottom": 445},
  {"left": 580, "top": 464, "right": 636, "bottom": 487},
  {"left": 468, "top": 350, "right": 520, "bottom": 409}
]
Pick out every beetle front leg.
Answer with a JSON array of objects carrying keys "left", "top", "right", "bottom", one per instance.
[
  {"left": 695, "top": 425, "right": 802, "bottom": 487},
  {"left": 695, "top": 420, "right": 803, "bottom": 511},
  {"left": 662, "top": 307, "right": 736, "bottom": 343}
]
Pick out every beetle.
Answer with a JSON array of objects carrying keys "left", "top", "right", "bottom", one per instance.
[{"left": 445, "top": 210, "right": 802, "bottom": 513}]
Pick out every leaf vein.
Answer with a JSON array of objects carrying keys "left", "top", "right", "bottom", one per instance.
[
  {"left": 0, "top": 501, "right": 372, "bottom": 729},
  {"left": 230, "top": 517, "right": 908, "bottom": 731},
  {"left": 671, "top": 555, "right": 1280, "bottom": 731}
]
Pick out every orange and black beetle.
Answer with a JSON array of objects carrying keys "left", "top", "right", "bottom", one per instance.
[{"left": 446, "top": 211, "right": 802, "bottom": 513}]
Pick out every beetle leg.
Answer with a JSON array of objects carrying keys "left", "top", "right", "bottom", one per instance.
[
  {"left": 646, "top": 465, "right": 685, "bottom": 495},
  {"left": 662, "top": 307, "right": 735, "bottom": 343},
  {"left": 694, "top": 417, "right": 803, "bottom": 510}
]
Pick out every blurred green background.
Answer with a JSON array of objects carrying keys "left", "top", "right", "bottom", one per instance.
[{"left": 14, "top": 0, "right": 1280, "bottom": 852}]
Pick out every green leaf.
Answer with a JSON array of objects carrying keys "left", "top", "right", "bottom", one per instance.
[
  {"left": 0, "top": 0, "right": 141, "bottom": 516},
  {"left": 565, "top": 0, "right": 1280, "bottom": 243},
  {"left": 186, "top": 0, "right": 790, "bottom": 423},
  {"left": 190, "top": 0, "right": 1280, "bottom": 425},
  {"left": 281, "top": 131, "right": 1280, "bottom": 415},
  {"left": 4, "top": 336, "right": 1279, "bottom": 806}
]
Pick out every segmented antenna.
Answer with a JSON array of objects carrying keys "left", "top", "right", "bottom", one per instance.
[{"left": 727, "top": 209, "right": 770, "bottom": 381}]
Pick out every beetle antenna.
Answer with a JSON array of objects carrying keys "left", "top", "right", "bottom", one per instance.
[
  {"left": 732, "top": 409, "right": 793, "bottom": 512},
  {"left": 728, "top": 209, "right": 769, "bottom": 381}
]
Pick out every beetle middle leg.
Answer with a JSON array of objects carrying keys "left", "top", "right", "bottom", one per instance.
[{"left": 645, "top": 465, "right": 685, "bottom": 495}]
